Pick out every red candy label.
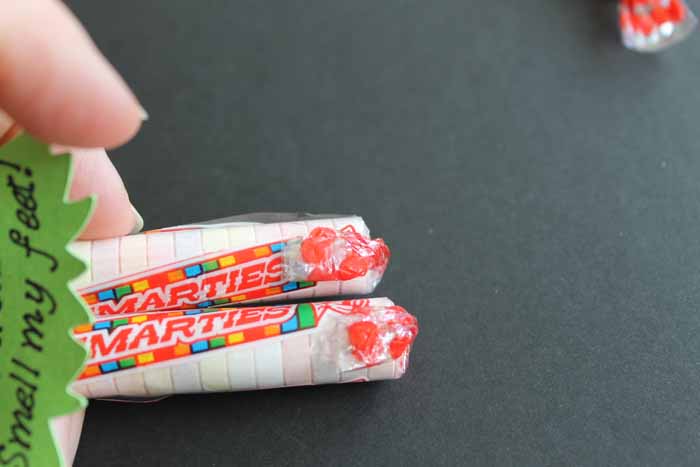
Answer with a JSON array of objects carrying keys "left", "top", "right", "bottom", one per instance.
[
  {"left": 74, "top": 304, "right": 304, "bottom": 380},
  {"left": 80, "top": 240, "right": 313, "bottom": 316}
]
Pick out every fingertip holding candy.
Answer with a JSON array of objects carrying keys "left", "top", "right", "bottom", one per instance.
[{"left": 619, "top": 0, "right": 696, "bottom": 52}]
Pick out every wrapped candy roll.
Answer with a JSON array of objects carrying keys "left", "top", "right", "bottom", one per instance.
[
  {"left": 69, "top": 214, "right": 389, "bottom": 317},
  {"left": 619, "top": 0, "right": 696, "bottom": 52},
  {"left": 71, "top": 298, "right": 418, "bottom": 398}
]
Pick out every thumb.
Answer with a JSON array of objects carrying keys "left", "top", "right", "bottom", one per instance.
[
  {"left": 1, "top": 112, "right": 144, "bottom": 240},
  {"left": 52, "top": 146, "right": 144, "bottom": 240},
  {"left": 51, "top": 409, "right": 85, "bottom": 467}
]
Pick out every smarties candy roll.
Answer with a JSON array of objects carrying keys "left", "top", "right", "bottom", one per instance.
[
  {"left": 71, "top": 298, "right": 418, "bottom": 398},
  {"left": 70, "top": 214, "right": 389, "bottom": 317}
]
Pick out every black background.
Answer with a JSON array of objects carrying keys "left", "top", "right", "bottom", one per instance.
[{"left": 69, "top": 1, "right": 700, "bottom": 466}]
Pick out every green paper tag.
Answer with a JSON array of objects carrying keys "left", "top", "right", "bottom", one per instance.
[{"left": 0, "top": 134, "right": 93, "bottom": 466}]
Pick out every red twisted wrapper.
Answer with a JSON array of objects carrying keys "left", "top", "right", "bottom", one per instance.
[
  {"left": 346, "top": 305, "right": 418, "bottom": 366},
  {"left": 619, "top": 0, "right": 696, "bottom": 51},
  {"left": 300, "top": 226, "right": 390, "bottom": 282}
]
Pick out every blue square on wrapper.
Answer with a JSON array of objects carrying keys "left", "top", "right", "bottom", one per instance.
[
  {"left": 93, "top": 321, "right": 112, "bottom": 331},
  {"left": 100, "top": 361, "right": 119, "bottom": 373},
  {"left": 283, "top": 282, "right": 298, "bottom": 292},
  {"left": 185, "top": 265, "right": 203, "bottom": 278},
  {"left": 281, "top": 316, "right": 299, "bottom": 333},
  {"left": 270, "top": 242, "right": 285, "bottom": 253},
  {"left": 191, "top": 340, "right": 209, "bottom": 353},
  {"left": 98, "top": 290, "right": 116, "bottom": 301},
  {"left": 198, "top": 301, "right": 214, "bottom": 308},
  {"left": 185, "top": 310, "right": 201, "bottom": 315}
]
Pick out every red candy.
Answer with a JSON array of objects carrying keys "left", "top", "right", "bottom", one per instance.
[
  {"left": 308, "top": 226, "right": 337, "bottom": 241},
  {"left": 300, "top": 237, "right": 333, "bottom": 264},
  {"left": 634, "top": 12, "right": 655, "bottom": 36},
  {"left": 300, "top": 226, "right": 336, "bottom": 263},
  {"left": 618, "top": 0, "right": 695, "bottom": 51},
  {"left": 651, "top": 4, "right": 671, "bottom": 24},
  {"left": 389, "top": 336, "right": 413, "bottom": 359},
  {"left": 348, "top": 321, "right": 380, "bottom": 362},
  {"left": 368, "top": 239, "right": 390, "bottom": 270},
  {"left": 345, "top": 306, "right": 418, "bottom": 367},
  {"left": 298, "top": 226, "right": 390, "bottom": 282},
  {"left": 668, "top": 0, "right": 686, "bottom": 22},
  {"left": 619, "top": 7, "right": 633, "bottom": 30},
  {"left": 307, "top": 268, "right": 328, "bottom": 282},
  {"left": 338, "top": 252, "right": 370, "bottom": 281}
]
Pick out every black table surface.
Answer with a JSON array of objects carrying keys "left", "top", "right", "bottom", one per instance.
[{"left": 69, "top": 1, "right": 700, "bottom": 466}]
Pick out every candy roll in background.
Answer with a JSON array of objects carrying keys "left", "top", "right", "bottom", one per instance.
[
  {"left": 71, "top": 298, "right": 418, "bottom": 399},
  {"left": 69, "top": 214, "right": 389, "bottom": 317},
  {"left": 619, "top": 0, "right": 696, "bottom": 51}
]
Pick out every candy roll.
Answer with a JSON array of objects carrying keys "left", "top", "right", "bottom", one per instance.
[
  {"left": 619, "top": 0, "right": 696, "bottom": 52},
  {"left": 70, "top": 215, "right": 389, "bottom": 317},
  {"left": 71, "top": 298, "right": 418, "bottom": 398}
]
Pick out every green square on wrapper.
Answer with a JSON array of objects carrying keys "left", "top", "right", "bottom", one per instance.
[
  {"left": 210, "top": 337, "right": 226, "bottom": 348},
  {"left": 119, "top": 357, "right": 136, "bottom": 369},
  {"left": 297, "top": 303, "right": 316, "bottom": 329},
  {"left": 115, "top": 285, "right": 133, "bottom": 298}
]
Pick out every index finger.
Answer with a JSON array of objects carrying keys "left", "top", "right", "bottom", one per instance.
[{"left": 0, "top": 0, "right": 144, "bottom": 148}]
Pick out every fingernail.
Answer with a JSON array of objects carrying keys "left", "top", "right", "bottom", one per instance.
[
  {"left": 139, "top": 106, "right": 149, "bottom": 121},
  {"left": 130, "top": 204, "right": 144, "bottom": 234},
  {"left": 0, "top": 108, "right": 13, "bottom": 134},
  {"left": 0, "top": 123, "right": 21, "bottom": 147},
  {"left": 0, "top": 109, "right": 20, "bottom": 147}
]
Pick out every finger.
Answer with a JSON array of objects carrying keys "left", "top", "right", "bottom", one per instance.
[
  {"left": 51, "top": 409, "right": 85, "bottom": 467},
  {"left": 0, "top": 108, "right": 12, "bottom": 137},
  {"left": 52, "top": 146, "right": 143, "bottom": 240},
  {"left": 0, "top": 109, "right": 20, "bottom": 146},
  {"left": 0, "top": 0, "right": 144, "bottom": 149}
]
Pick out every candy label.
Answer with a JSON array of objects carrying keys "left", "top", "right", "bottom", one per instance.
[
  {"left": 80, "top": 241, "right": 314, "bottom": 316},
  {"left": 75, "top": 304, "right": 320, "bottom": 379}
]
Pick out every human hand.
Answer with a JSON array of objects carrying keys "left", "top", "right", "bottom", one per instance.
[
  {"left": 0, "top": 1, "right": 148, "bottom": 464},
  {"left": 0, "top": 0, "right": 146, "bottom": 240}
]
